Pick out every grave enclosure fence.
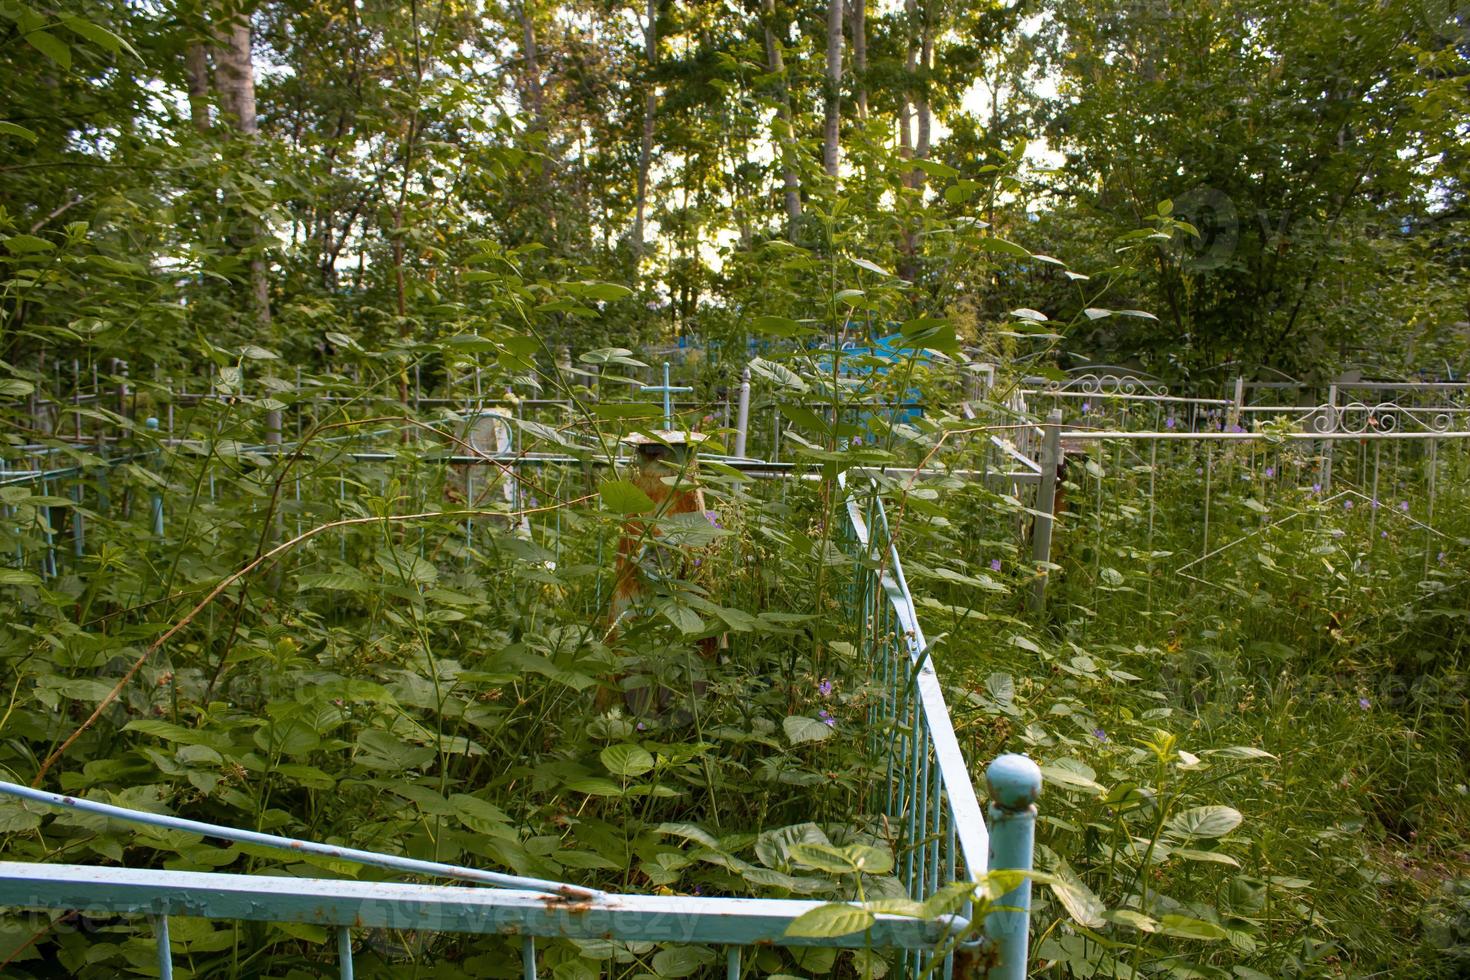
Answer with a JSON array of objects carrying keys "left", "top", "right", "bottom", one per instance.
[{"left": 0, "top": 387, "right": 1044, "bottom": 977}]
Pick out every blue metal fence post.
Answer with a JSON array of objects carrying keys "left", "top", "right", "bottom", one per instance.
[
  {"left": 985, "top": 753, "right": 1041, "bottom": 980},
  {"left": 145, "top": 417, "right": 164, "bottom": 538},
  {"left": 337, "top": 925, "right": 354, "bottom": 980},
  {"left": 151, "top": 913, "right": 173, "bottom": 980}
]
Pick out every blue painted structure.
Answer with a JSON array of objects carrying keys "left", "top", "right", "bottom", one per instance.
[{"left": 0, "top": 446, "right": 1038, "bottom": 978}]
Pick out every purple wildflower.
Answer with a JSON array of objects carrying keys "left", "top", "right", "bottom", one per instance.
[
  {"left": 1344, "top": 500, "right": 1354, "bottom": 510},
  {"left": 818, "top": 678, "right": 833, "bottom": 698},
  {"left": 1371, "top": 499, "right": 1380, "bottom": 510},
  {"left": 1381, "top": 531, "right": 1388, "bottom": 539},
  {"left": 818, "top": 709, "right": 836, "bottom": 728},
  {"left": 1081, "top": 402, "right": 1091, "bottom": 413},
  {"left": 636, "top": 722, "right": 646, "bottom": 730},
  {"left": 990, "top": 558, "right": 1003, "bottom": 572},
  {"left": 1165, "top": 417, "right": 1177, "bottom": 429},
  {"left": 704, "top": 510, "right": 721, "bottom": 528},
  {"left": 1438, "top": 551, "right": 1446, "bottom": 563},
  {"left": 526, "top": 495, "right": 540, "bottom": 508},
  {"left": 1312, "top": 483, "right": 1322, "bottom": 494},
  {"left": 1092, "top": 728, "right": 1108, "bottom": 742},
  {"left": 1399, "top": 501, "right": 1409, "bottom": 512},
  {"left": 851, "top": 436, "right": 863, "bottom": 447},
  {"left": 1265, "top": 466, "right": 1275, "bottom": 478},
  {"left": 1359, "top": 698, "right": 1371, "bottom": 711}
]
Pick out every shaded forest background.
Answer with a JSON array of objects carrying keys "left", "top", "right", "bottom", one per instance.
[{"left": 2, "top": 0, "right": 1468, "bottom": 388}]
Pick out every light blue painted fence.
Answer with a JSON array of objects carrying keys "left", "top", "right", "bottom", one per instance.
[{"left": 0, "top": 450, "right": 1039, "bottom": 977}]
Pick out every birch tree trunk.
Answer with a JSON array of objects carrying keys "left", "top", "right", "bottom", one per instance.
[
  {"left": 213, "top": 9, "right": 271, "bottom": 333},
  {"left": 916, "top": 2, "right": 933, "bottom": 163},
  {"left": 822, "top": 0, "right": 844, "bottom": 178},
  {"left": 761, "top": 0, "right": 801, "bottom": 229},
  {"left": 631, "top": 0, "right": 659, "bottom": 259}
]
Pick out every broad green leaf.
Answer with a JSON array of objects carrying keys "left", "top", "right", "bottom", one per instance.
[
  {"left": 574, "top": 281, "right": 633, "bottom": 302},
  {"left": 565, "top": 777, "right": 625, "bottom": 796},
  {"left": 1039, "top": 763, "right": 1104, "bottom": 795},
  {"left": 656, "top": 822, "right": 721, "bottom": 850},
  {"left": 600, "top": 479, "right": 655, "bottom": 515},
  {"left": 25, "top": 30, "right": 71, "bottom": 69},
  {"left": 0, "top": 122, "right": 38, "bottom": 143},
  {"left": 600, "top": 743, "right": 655, "bottom": 778},
  {"left": 782, "top": 715, "right": 833, "bottom": 745},
  {"left": 1166, "top": 805, "right": 1243, "bottom": 839},
  {"left": 849, "top": 256, "right": 893, "bottom": 277},
  {"left": 60, "top": 15, "right": 142, "bottom": 60},
  {"left": 0, "top": 569, "right": 41, "bottom": 587},
  {"left": 789, "top": 842, "right": 893, "bottom": 875},
  {"left": 748, "top": 357, "right": 808, "bottom": 392},
  {"left": 1203, "top": 746, "right": 1276, "bottom": 761},
  {"left": 977, "top": 237, "right": 1031, "bottom": 258},
  {"left": 784, "top": 903, "right": 874, "bottom": 939},
  {"left": 657, "top": 600, "right": 704, "bottom": 634},
  {"left": 1041, "top": 869, "right": 1105, "bottom": 927},
  {"left": 909, "top": 158, "right": 959, "bottom": 178},
  {"left": 4, "top": 234, "right": 55, "bottom": 254},
  {"left": 297, "top": 571, "right": 369, "bottom": 593},
  {"left": 945, "top": 179, "right": 978, "bottom": 203},
  {"left": 651, "top": 946, "right": 717, "bottom": 977},
  {"left": 1105, "top": 909, "right": 1159, "bottom": 932},
  {"left": 1171, "top": 848, "right": 1241, "bottom": 867},
  {"left": 1156, "top": 914, "right": 1229, "bottom": 941}
]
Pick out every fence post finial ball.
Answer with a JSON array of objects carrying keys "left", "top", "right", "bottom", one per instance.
[{"left": 987, "top": 753, "right": 1042, "bottom": 810}]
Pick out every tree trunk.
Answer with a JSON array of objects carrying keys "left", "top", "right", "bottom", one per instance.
[
  {"left": 916, "top": 1, "right": 932, "bottom": 164},
  {"left": 850, "top": 0, "right": 867, "bottom": 122},
  {"left": 520, "top": 3, "right": 545, "bottom": 125},
  {"left": 762, "top": 0, "right": 801, "bottom": 230},
  {"left": 213, "top": 10, "right": 271, "bottom": 332},
  {"left": 897, "top": 0, "right": 921, "bottom": 278},
  {"left": 822, "top": 0, "right": 843, "bottom": 178},
  {"left": 184, "top": 41, "right": 211, "bottom": 133},
  {"left": 631, "top": 0, "right": 659, "bottom": 259}
]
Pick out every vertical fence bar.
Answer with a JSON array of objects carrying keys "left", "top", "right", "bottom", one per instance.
[
  {"left": 734, "top": 366, "right": 751, "bottom": 458},
  {"left": 1321, "top": 383, "right": 1337, "bottom": 491},
  {"left": 146, "top": 417, "right": 164, "bottom": 539},
  {"left": 151, "top": 914, "right": 173, "bottom": 980},
  {"left": 522, "top": 937, "right": 537, "bottom": 979},
  {"left": 40, "top": 476, "right": 56, "bottom": 579},
  {"left": 985, "top": 754, "right": 1042, "bottom": 980},
  {"left": 726, "top": 945, "right": 741, "bottom": 979},
  {"left": 1201, "top": 449, "right": 1212, "bottom": 557},
  {"left": 335, "top": 928, "right": 351, "bottom": 980},
  {"left": 1029, "top": 409, "right": 1062, "bottom": 613},
  {"left": 71, "top": 478, "right": 84, "bottom": 559}
]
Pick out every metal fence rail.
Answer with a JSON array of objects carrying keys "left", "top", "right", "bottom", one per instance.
[
  {"left": 842, "top": 477, "right": 1041, "bottom": 979},
  {"left": 0, "top": 471, "right": 1040, "bottom": 978}
]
